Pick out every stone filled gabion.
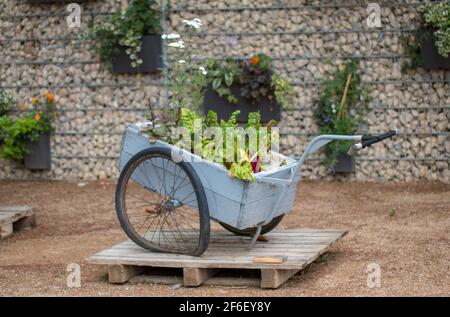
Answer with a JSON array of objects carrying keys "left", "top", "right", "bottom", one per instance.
[{"left": 0, "top": 0, "right": 448, "bottom": 182}]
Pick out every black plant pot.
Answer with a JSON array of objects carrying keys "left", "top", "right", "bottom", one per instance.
[
  {"left": 203, "top": 85, "right": 281, "bottom": 123},
  {"left": 332, "top": 153, "right": 355, "bottom": 173},
  {"left": 112, "top": 35, "right": 162, "bottom": 74},
  {"left": 420, "top": 28, "right": 450, "bottom": 70},
  {"left": 24, "top": 133, "right": 51, "bottom": 170}
]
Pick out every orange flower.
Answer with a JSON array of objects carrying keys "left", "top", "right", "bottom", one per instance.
[
  {"left": 34, "top": 114, "right": 41, "bottom": 122},
  {"left": 19, "top": 103, "right": 27, "bottom": 111},
  {"left": 46, "top": 92, "right": 54, "bottom": 102},
  {"left": 249, "top": 55, "right": 260, "bottom": 65},
  {"left": 30, "top": 97, "right": 38, "bottom": 104}
]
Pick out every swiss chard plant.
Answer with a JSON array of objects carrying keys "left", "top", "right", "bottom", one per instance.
[{"left": 145, "top": 107, "right": 283, "bottom": 182}]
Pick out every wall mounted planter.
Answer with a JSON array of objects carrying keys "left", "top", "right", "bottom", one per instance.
[
  {"left": 112, "top": 35, "right": 162, "bottom": 74},
  {"left": 203, "top": 85, "right": 281, "bottom": 123},
  {"left": 24, "top": 133, "right": 51, "bottom": 170},
  {"left": 420, "top": 28, "right": 450, "bottom": 70},
  {"left": 332, "top": 153, "right": 355, "bottom": 173}
]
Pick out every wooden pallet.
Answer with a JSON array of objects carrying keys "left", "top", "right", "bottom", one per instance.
[
  {"left": 0, "top": 206, "right": 36, "bottom": 239},
  {"left": 88, "top": 229, "right": 347, "bottom": 289}
]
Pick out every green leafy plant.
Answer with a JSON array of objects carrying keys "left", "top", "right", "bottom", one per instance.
[
  {"left": 402, "top": 2, "right": 450, "bottom": 71},
  {"left": 421, "top": 2, "right": 450, "bottom": 58},
  {"left": 145, "top": 108, "right": 284, "bottom": 182},
  {"left": 0, "top": 89, "right": 13, "bottom": 116},
  {"left": 82, "top": 0, "right": 160, "bottom": 71},
  {"left": 313, "top": 60, "right": 370, "bottom": 167},
  {"left": 204, "top": 58, "right": 240, "bottom": 103},
  {"left": 0, "top": 92, "right": 57, "bottom": 160},
  {"left": 203, "top": 54, "right": 296, "bottom": 108},
  {"left": 0, "top": 116, "right": 13, "bottom": 142}
]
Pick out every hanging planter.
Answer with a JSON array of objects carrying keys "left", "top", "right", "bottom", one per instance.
[
  {"left": 313, "top": 60, "right": 370, "bottom": 174},
  {"left": 402, "top": 3, "right": 450, "bottom": 72},
  {"left": 0, "top": 92, "right": 57, "bottom": 171},
  {"left": 420, "top": 28, "right": 450, "bottom": 70},
  {"left": 332, "top": 153, "right": 355, "bottom": 173},
  {"left": 24, "top": 133, "right": 51, "bottom": 170},
  {"left": 203, "top": 84, "right": 280, "bottom": 123},
  {"left": 83, "top": 0, "right": 161, "bottom": 74},
  {"left": 111, "top": 35, "right": 162, "bottom": 74},
  {"left": 200, "top": 54, "right": 295, "bottom": 123}
]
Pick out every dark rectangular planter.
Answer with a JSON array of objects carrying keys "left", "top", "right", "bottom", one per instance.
[
  {"left": 203, "top": 85, "right": 281, "bottom": 123},
  {"left": 24, "top": 133, "right": 51, "bottom": 170},
  {"left": 420, "top": 28, "right": 450, "bottom": 70},
  {"left": 112, "top": 35, "right": 162, "bottom": 74},
  {"left": 333, "top": 153, "right": 355, "bottom": 173}
]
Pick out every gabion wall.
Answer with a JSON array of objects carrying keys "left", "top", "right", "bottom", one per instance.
[{"left": 0, "top": 0, "right": 449, "bottom": 182}]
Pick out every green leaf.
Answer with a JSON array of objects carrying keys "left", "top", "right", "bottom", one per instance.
[
  {"left": 224, "top": 72, "right": 234, "bottom": 86},
  {"left": 212, "top": 78, "right": 222, "bottom": 90}
]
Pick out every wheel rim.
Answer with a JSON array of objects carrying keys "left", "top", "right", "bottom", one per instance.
[{"left": 119, "top": 153, "right": 204, "bottom": 255}]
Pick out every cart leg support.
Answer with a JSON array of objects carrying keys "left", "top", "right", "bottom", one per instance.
[{"left": 248, "top": 223, "right": 263, "bottom": 250}]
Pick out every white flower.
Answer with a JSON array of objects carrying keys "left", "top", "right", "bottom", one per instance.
[
  {"left": 199, "top": 66, "right": 207, "bottom": 75},
  {"left": 178, "top": 60, "right": 186, "bottom": 64},
  {"left": 331, "top": 104, "right": 336, "bottom": 114},
  {"left": 161, "top": 33, "right": 181, "bottom": 40},
  {"left": 183, "top": 18, "right": 203, "bottom": 29},
  {"left": 168, "top": 40, "right": 185, "bottom": 49}
]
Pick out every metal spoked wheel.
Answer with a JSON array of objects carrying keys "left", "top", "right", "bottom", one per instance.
[
  {"left": 115, "top": 147, "right": 210, "bottom": 256},
  {"left": 219, "top": 215, "right": 284, "bottom": 236}
]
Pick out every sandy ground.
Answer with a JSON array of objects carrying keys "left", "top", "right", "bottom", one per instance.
[{"left": 0, "top": 180, "right": 448, "bottom": 297}]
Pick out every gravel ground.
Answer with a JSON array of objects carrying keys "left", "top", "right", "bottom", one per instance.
[{"left": 0, "top": 180, "right": 448, "bottom": 297}]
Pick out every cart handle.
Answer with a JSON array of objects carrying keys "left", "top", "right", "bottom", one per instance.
[{"left": 348, "top": 129, "right": 400, "bottom": 155}]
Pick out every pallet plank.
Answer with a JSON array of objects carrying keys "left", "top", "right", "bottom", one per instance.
[
  {"left": 107, "top": 264, "right": 146, "bottom": 284},
  {"left": 261, "top": 269, "right": 300, "bottom": 288},
  {"left": 0, "top": 223, "right": 13, "bottom": 239},
  {"left": 183, "top": 268, "right": 219, "bottom": 286}
]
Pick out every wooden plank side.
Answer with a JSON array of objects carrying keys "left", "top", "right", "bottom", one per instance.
[
  {"left": 183, "top": 268, "right": 219, "bottom": 286},
  {"left": 260, "top": 269, "right": 300, "bottom": 288},
  {"left": 0, "top": 223, "right": 13, "bottom": 239},
  {"left": 107, "top": 264, "right": 146, "bottom": 284}
]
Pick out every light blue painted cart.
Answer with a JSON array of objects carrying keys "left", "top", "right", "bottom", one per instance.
[{"left": 115, "top": 124, "right": 399, "bottom": 256}]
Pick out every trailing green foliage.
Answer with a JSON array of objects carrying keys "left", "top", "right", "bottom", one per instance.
[
  {"left": 0, "top": 92, "right": 57, "bottom": 160},
  {"left": 0, "top": 117, "right": 44, "bottom": 160},
  {"left": 402, "top": 2, "right": 450, "bottom": 71},
  {"left": 313, "top": 60, "right": 370, "bottom": 167},
  {"left": 82, "top": 0, "right": 160, "bottom": 71},
  {"left": 421, "top": 2, "right": 450, "bottom": 58}
]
